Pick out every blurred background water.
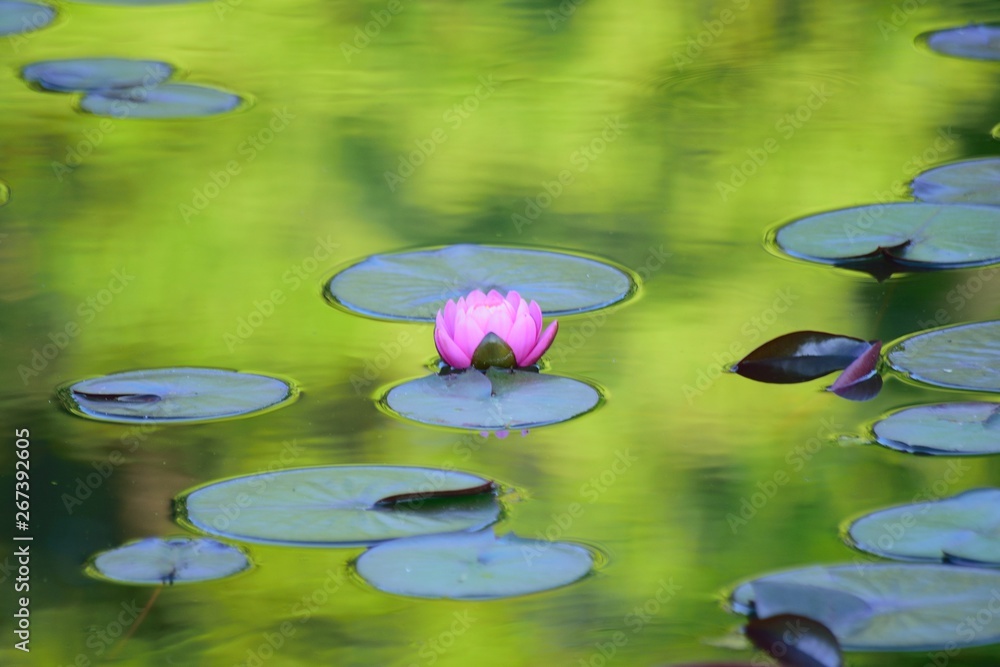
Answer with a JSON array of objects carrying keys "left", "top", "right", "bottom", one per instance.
[{"left": 4, "top": 0, "right": 1000, "bottom": 665}]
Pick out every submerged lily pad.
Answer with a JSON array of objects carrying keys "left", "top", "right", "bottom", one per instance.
[
  {"left": 886, "top": 320, "right": 1000, "bottom": 392},
  {"left": 22, "top": 58, "right": 173, "bottom": 93},
  {"left": 0, "top": 0, "right": 54, "bottom": 37},
  {"left": 772, "top": 203, "right": 1000, "bottom": 277},
  {"left": 730, "top": 563, "right": 1000, "bottom": 651},
  {"left": 911, "top": 158, "right": 1000, "bottom": 206},
  {"left": 85, "top": 537, "right": 250, "bottom": 585},
  {"left": 383, "top": 368, "right": 601, "bottom": 431},
  {"left": 354, "top": 530, "right": 594, "bottom": 600},
  {"left": 872, "top": 402, "right": 1000, "bottom": 455},
  {"left": 846, "top": 489, "right": 1000, "bottom": 566},
  {"left": 177, "top": 466, "right": 502, "bottom": 547},
  {"left": 325, "top": 245, "right": 635, "bottom": 322},
  {"left": 60, "top": 367, "right": 297, "bottom": 424},
  {"left": 921, "top": 24, "right": 1000, "bottom": 61},
  {"left": 80, "top": 83, "right": 245, "bottom": 119}
]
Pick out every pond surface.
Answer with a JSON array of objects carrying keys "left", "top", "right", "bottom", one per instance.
[{"left": 4, "top": 1, "right": 1000, "bottom": 665}]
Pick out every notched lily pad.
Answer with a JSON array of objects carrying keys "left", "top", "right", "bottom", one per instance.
[
  {"left": 354, "top": 530, "right": 595, "bottom": 600},
  {"left": 0, "top": 0, "right": 55, "bottom": 37},
  {"left": 871, "top": 402, "right": 1000, "bottom": 455},
  {"left": 22, "top": 58, "right": 173, "bottom": 93},
  {"left": 85, "top": 537, "right": 251, "bottom": 585},
  {"left": 382, "top": 368, "right": 601, "bottom": 431},
  {"left": 325, "top": 244, "right": 635, "bottom": 322},
  {"left": 911, "top": 158, "right": 1000, "bottom": 206},
  {"left": 59, "top": 367, "right": 297, "bottom": 424},
  {"left": 846, "top": 489, "right": 1000, "bottom": 566},
  {"left": 80, "top": 83, "right": 246, "bottom": 119},
  {"left": 920, "top": 24, "right": 1000, "bottom": 61},
  {"left": 730, "top": 563, "right": 1000, "bottom": 651},
  {"left": 772, "top": 203, "right": 1000, "bottom": 279},
  {"left": 886, "top": 320, "right": 1000, "bottom": 392},
  {"left": 176, "top": 465, "right": 503, "bottom": 547}
]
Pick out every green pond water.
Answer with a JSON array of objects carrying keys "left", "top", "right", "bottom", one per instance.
[{"left": 4, "top": 0, "right": 1000, "bottom": 665}]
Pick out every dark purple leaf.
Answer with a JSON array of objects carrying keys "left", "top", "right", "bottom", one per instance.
[
  {"left": 372, "top": 481, "right": 498, "bottom": 508},
  {"left": 827, "top": 341, "right": 882, "bottom": 401},
  {"left": 72, "top": 390, "right": 161, "bottom": 404},
  {"left": 745, "top": 614, "right": 843, "bottom": 667},
  {"left": 730, "top": 332, "right": 871, "bottom": 384}
]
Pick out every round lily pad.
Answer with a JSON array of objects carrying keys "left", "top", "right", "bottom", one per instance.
[
  {"left": 59, "top": 367, "right": 297, "bottom": 424},
  {"left": 872, "top": 402, "right": 1000, "bottom": 455},
  {"left": 80, "top": 83, "right": 245, "bottom": 119},
  {"left": 772, "top": 203, "right": 1000, "bottom": 273},
  {"left": 383, "top": 368, "right": 602, "bottom": 431},
  {"left": 354, "top": 530, "right": 595, "bottom": 600},
  {"left": 0, "top": 0, "right": 55, "bottom": 37},
  {"left": 22, "top": 58, "right": 173, "bottom": 93},
  {"left": 85, "top": 537, "right": 251, "bottom": 585},
  {"left": 325, "top": 245, "right": 635, "bottom": 322},
  {"left": 886, "top": 320, "right": 1000, "bottom": 392},
  {"left": 911, "top": 158, "right": 1000, "bottom": 206},
  {"left": 845, "top": 489, "right": 1000, "bottom": 566},
  {"left": 176, "top": 466, "right": 502, "bottom": 547},
  {"left": 730, "top": 563, "right": 1000, "bottom": 651},
  {"left": 921, "top": 24, "right": 1000, "bottom": 61}
]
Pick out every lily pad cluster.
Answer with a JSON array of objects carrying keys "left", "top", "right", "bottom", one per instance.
[
  {"left": 720, "top": 22, "right": 1000, "bottom": 663},
  {"left": 21, "top": 57, "right": 246, "bottom": 119}
]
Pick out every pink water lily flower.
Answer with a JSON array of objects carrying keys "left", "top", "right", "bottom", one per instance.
[{"left": 434, "top": 289, "right": 559, "bottom": 370}]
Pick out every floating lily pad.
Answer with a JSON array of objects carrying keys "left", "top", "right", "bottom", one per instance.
[
  {"left": 846, "top": 489, "right": 1000, "bottom": 566},
  {"left": 383, "top": 368, "right": 601, "bottom": 431},
  {"left": 325, "top": 245, "right": 635, "bottom": 322},
  {"left": 0, "top": 0, "right": 55, "bottom": 37},
  {"left": 22, "top": 58, "right": 173, "bottom": 93},
  {"left": 872, "top": 402, "right": 1000, "bottom": 455},
  {"left": 886, "top": 320, "right": 1000, "bottom": 392},
  {"left": 177, "top": 466, "right": 502, "bottom": 547},
  {"left": 911, "top": 158, "right": 1000, "bottom": 206},
  {"left": 354, "top": 530, "right": 594, "bottom": 600},
  {"left": 59, "top": 367, "right": 297, "bottom": 424},
  {"left": 730, "top": 563, "right": 1000, "bottom": 651},
  {"left": 921, "top": 24, "right": 1000, "bottom": 61},
  {"left": 85, "top": 537, "right": 251, "bottom": 585},
  {"left": 772, "top": 203, "right": 1000, "bottom": 278},
  {"left": 80, "top": 83, "right": 245, "bottom": 119}
]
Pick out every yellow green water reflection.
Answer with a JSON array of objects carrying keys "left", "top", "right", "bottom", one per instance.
[{"left": 4, "top": 0, "right": 1000, "bottom": 665}]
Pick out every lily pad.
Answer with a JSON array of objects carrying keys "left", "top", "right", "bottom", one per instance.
[
  {"left": 22, "top": 58, "right": 173, "bottom": 93},
  {"left": 176, "top": 466, "right": 502, "bottom": 547},
  {"left": 872, "top": 402, "right": 1000, "bottom": 455},
  {"left": 85, "top": 537, "right": 251, "bottom": 585},
  {"left": 0, "top": 0, "right": 54, "bottom": 37},
  {"left": 845, "top": 489, "right": 1000, "bottom": 566},
  {"left": 885, "top": 320, "right": 1000, "bottom": 392},
  {"left": 354, "top": 530, "right": 594, "bottom": 600},
  {"left": 772, "top": 203, "right": 1000, "bottom": 277},
  {"left": 730, "top": 563, "right": 1000, "bottom": 651},
  {"left": 325, "top": 245, "right": 635, "bottom": 322},
  {"left": 80, "top": 83, "right": 245, "bottom": 119},
  {"left": 911, "top": 158, "right": 1000, "bottom": 206},
  {"left": 59, "top": 367, "right": 297, "bottom": 424},
  {"left": 921, "top": 24, "right": 1000, "bottom": 61},
  {"left": 383, "top": 368, "right": 601, "bottom": 431}
]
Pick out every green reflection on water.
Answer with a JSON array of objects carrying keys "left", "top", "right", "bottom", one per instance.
[{"left": 5, "top": 1, "right": 1000, "bottom": 665}]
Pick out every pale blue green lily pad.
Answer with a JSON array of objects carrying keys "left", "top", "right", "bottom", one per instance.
[
  {"left": 85, "top": 537, "right": 251, "bottom": 585},
  {"left": 911, "top": 158, "right": 1000, "bottom": 206},
  {"left": 871, "top": 402, "right": 1000, "bottom": 455},
  {"left": 886, "top": 320, "right": 1000, "bottom": 392},
  {"left": 176, "top": 466, "right": 502, "bottom": 547},
  {"left": 355, "top": 530, "right": 595, "bottom": 600}
]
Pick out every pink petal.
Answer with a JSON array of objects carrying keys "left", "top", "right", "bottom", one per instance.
[
  {"left": 521, "top": 320, "right": 558, "bottom": 366},
  {"left": 506, "top": 314, "right": 538, "bottom": 364},
  {"left": 442, "top": 299, "right": 457, "bottom": 335},
  {"left": 528, "top": 300, "right": 543, "bottom": 334},
  {"left": 435, "top": 326, "right": 471, "bottom": 368},
  {"left": 484, "top": 307, "right": 515, "bottom": 340},
  {"left": 506, "top": 291, "right": 522, "bottom": 312},
  {"left": 514, "top": 299, "right": 539, "bottom": 337},
  {"left": 453, "top": 308, "right": 486, "bottom": 358},
  {"left": 465, "top": 290, "right": 486, "bottom": 308},
  {"left": 484, "top": 289, "right": 505, "bottom": 305}
]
